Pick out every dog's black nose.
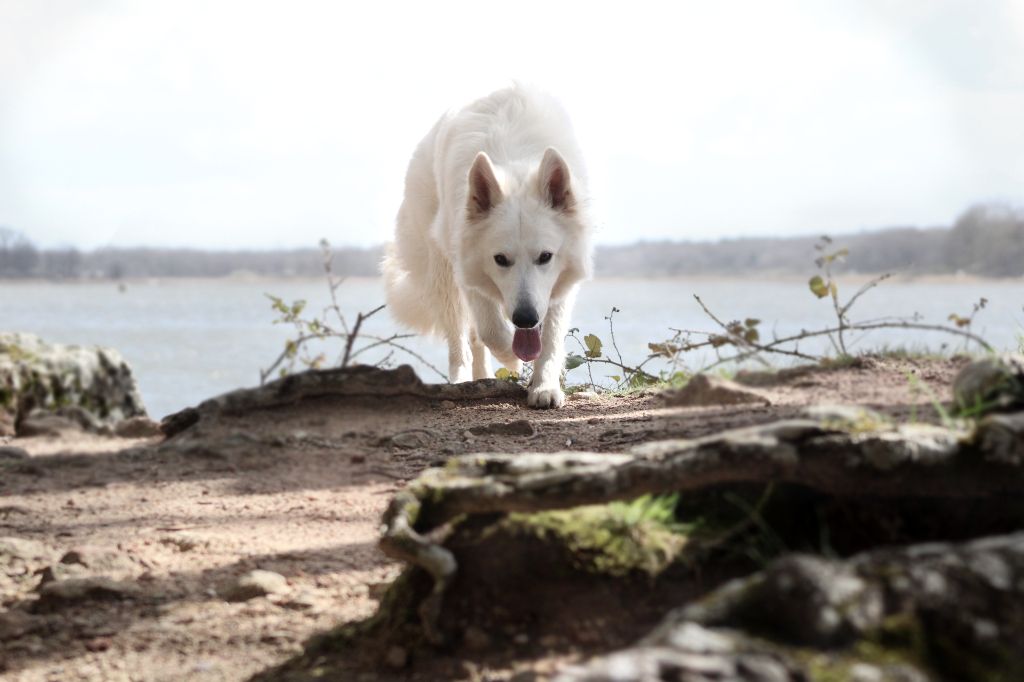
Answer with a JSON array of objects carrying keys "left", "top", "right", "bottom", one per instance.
[{"left": 512, "top": 306, "right": 539, "bottom": 329}]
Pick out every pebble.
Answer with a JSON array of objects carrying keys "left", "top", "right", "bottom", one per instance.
[
  {"left": 224, "top": 569, "right": 289, "bottom": 601},
  {"left": 36, "top": 576, "right": 140, "bottom": 609},
  {"left": 0, "top": 445, "right": 30, "bottom": 461},
  {"left": 114, "top": 416, "right": 163, "bottom": 438},
  {"left": 568, "top": 390, "right": 599, "bottom": 401},
  {"left": 16, "top": 414, "right": 83, "bottom": 438},
  {"left": 0, "top": 536, "right": 50, "bottom": 565},
  {"left": 390, "top": 431, "right": 431, "bottom": 449},
  {"left": 661, "top": 374, "right": 771, "bottom": 407},
  {"left": 278, "top": 590, "right": 319, "bottom": 611}
]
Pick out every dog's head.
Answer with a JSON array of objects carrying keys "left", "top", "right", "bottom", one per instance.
[{"left": 457, "top": 147, "right": 591, "bottom": 340}]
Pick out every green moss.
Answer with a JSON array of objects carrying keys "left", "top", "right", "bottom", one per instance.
[
  {"left": 819, "top": 411, "right": 892, "bottom": 435},
  {"left": 869, "top": 612, "right": 928, "bottom": 662},
  {"left": 0, "top": 342, "right": 37, "bottom": 364},
  {"left": 790, "top": 637, "right": 931, "bottom": 682},
  {"left": 506, "top": 494, "right": 690, "bottom": 577}
]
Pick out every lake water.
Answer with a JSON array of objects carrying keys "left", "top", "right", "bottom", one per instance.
[{"left": 2, "top": 276, "right": 1022, "bottom": 419}]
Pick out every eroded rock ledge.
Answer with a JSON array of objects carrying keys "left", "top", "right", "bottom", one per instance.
[
  {"left": 558, "top": 531, "right": 1024, "bottom": 681},
  {"left": 160, "top": 364, "right": 526, "bottom": 437},
  {"left": 379, "top": 406, "right": 1024, "bottom": 642}
]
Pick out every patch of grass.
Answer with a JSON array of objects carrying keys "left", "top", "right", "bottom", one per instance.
[
  {"left": 510, "top": 494, "right": 691, "bottom": 577},
  {"left": 905, "top": 372, "right": 954, "bottom": 427},
  {"left": 818, "top": 353, "right": 860, "bottom": 369}
]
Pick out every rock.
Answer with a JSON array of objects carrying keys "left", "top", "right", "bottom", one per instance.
[
  {"left": 160, "top": 365, "right": 527, "bottom": 437},
  {"left": 555, "top": 623, "right": 803, "bottom": 682},
  {"left": 0, "top": 445, "right": 29, "bottom": 460},
  {"left": 379, "top": 410, "right": 1024, "bottom": 646},
  {"left": 0, "top": 537, "right": 51, "bottom": 569},
  {"left": 468, "top": 420, "right": 536, "bottom": 437},
  {"left": 35, "top": 576, "right": 140, "bottom": 610},
  {"left": 0, "top": 332, "right": 147, "bottom": 437},
  {"left": 391, "top": 431, "right": 432, "bottom": 449},
  {"left": 559, "top": 532, "right": 1024, "bottom": 681},
  {"left": 159, "top": 534, "right": 205, "bottom": 552},
  {"left": 56, "top": 545, "right": 136, "bottom": 573},
  {"left": 661, "top": 374, "right": 771, "bottom": 407},
  {"left": 0, "top": 609, "right": 45, "bottom": 641},
  {"left": 439, "top": 400, "right": 456, "bottom": 410},
  {"left": 84, "top": 636, "right": 113, "bottom": 652},
  {"left": 224, "top": 569, "right": 289, "bottom": 601},
  {"left": 953, "top": 354, "right": 1024, "bottom": 414},
  {"left": 16, "top": 413, "right": 84, "bottom": 437},
  {"left": 114, "top": 416, "right": 163, "bottom": 438},
  {"left": 278, "top": 590, "right": 320, "bottom": 611},
  {"left": 35, "top": 562, "right": 91, "bottom": 585},
  {"left": 568, "top": 390, "right": 599, "bottom": 401}
]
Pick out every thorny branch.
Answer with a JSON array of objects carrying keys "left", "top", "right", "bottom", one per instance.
[
  {"left": 568, "top": 240, "right": 995, "bottom": 391},
  {"left": 260, "top": 241, "right": 448, "bottom": 385}
]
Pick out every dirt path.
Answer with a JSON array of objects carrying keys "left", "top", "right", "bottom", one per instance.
[{"left": 0, "top": 356, "right": 965, "bottom": 681}]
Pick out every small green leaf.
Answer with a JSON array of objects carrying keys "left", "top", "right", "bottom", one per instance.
[
  {"left": 744, "top": 328, "right": 760, "bottom": 343},
  {"left": 610, "top": 375, "right": 621, "bottom": 383},
  {"left": 584, "top": 334, "right": 603, "bottom": 358},
  {"left": 494, "top": 367, "right": 519, "bottom": 382},
  {"left": 744, "top": 318, "right": 760, "bottom": 328},
  {"left": 565, "top": 354, "right": 586, "bottom": 370},
  {"left": 809, "top": 275, "right": 829, "bottom": 298}
]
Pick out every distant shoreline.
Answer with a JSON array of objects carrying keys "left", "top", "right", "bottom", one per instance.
[{"left": 2, "top": 271, "right": 1021, "bottom": 286}]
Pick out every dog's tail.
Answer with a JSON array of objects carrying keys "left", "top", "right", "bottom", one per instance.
[{"left": 381, "top": 244, "right": 437, "bottom": 336}]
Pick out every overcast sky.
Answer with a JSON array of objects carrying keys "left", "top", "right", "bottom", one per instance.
[{"left": 1, "top": 1, "right": 1022, "bottom": 250}]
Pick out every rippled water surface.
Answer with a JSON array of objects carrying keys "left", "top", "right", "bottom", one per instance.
[{"left": 3, "top": 276, "right": 1022, "bottom": 418}]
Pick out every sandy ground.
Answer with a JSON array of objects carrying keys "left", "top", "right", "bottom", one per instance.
[{"left": 0, "top": 356, "right": 967, "bottom": 682}]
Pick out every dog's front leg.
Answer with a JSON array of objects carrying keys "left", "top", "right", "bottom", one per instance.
[
  {"left": 528, "top": 293, "right": 575, "bottom": 409},
  {"left": 440, "top": 295, "right": 473, "bottom": 383},
  {"left": 467, "top": 291, "right": 521, "bottom": 377}
]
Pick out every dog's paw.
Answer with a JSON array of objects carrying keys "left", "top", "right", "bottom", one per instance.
[{"left": 527, "top": 384, "right": 565, "bottom": 409}]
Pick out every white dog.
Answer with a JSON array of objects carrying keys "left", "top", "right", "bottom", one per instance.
[{"left": 382, "top": 85, "right": 593, "bottom": 408}]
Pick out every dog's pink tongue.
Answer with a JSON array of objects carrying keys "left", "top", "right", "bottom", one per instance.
[{"left": 513, "top": 327, "right": 542, "bottom": 362}]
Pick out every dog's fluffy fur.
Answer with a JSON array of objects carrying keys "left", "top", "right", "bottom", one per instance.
[{"left": 382, "top": 85, "right": 593, "bottom": 408}]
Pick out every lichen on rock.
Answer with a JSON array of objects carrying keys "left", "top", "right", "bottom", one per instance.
[{"left": 0, "top": 332, "right": 147, "bottom": 436}]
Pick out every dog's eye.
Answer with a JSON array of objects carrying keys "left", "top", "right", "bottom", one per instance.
[
  {"left": 493, "top": 254, "right": 511, "bottom": 267},
  {"left": 537, "top": 251, "right": 553, "bottom": 265}
]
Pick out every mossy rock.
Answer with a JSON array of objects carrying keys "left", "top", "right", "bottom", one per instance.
[{"left": 0, "top": 332, "right": 147, "bottom": 436}]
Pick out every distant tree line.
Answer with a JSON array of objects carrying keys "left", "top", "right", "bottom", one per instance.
[
  {"left": 0, "top": 227, "right": 382, "bottom": 279},
  {"left": 594, "top": 203, "right": 1024, "bottom": 277},
  {"left": 1, "top": 203, "right": 1022, "bottom": 280}
]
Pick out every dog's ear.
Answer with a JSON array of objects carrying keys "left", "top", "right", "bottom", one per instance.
[
  {"left": 467, "top": 152, "right": 503, "bottom": 219},
  {"left": 539, "top": 147, "right": 575, "bottom": 212}
]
